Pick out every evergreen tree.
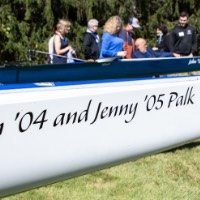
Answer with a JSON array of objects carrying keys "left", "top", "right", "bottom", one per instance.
[{"left": 0, "top": 0, "right": 199, "bottom": 63}]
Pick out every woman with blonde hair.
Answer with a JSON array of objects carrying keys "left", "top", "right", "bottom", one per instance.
[
  {"left": 53, "top": 20, "right": 75, "bottom": 64},
  {"left": 100, "top": 16, "right": 127, "bottom": 58}
]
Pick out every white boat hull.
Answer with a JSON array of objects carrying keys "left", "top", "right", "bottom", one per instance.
[{"left": 0, "top": 76, "right": 200, "bottom": 197}]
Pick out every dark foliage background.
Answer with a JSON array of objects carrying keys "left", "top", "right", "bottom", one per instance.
[{"left": 0, "top": 0, "right": 199, "bottom": 63}]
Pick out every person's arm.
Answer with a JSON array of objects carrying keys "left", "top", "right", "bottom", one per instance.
[
  {"left": 119, "top": 30, "right": 128, "bottom": 52},
  {"left": 154, "top": 50, "right": 181, "bottom": 57},
  {"left": 48, "top": 36, "right": 54, "bottom": 63},
  {"left": 101, "top": 35, "right": 118, "bottom": 57},
  {"left": 191, "top": 28, "right": 197, "bottom": 54},
  {"left": 101, "top": 33, "right": 127, "bottom": 58},
  {"left": 132, "top": 50, "right": 144, "bottom": 58},
  {"left": 54, "top": 35, "right": 72, "bottom": 55},
  {"left": 152, "top": 47, "right": 159, "bottom": 51},
  {"left": 147, "top": 47, "right": 173, "bottom": 57},
  {"left": 83, "top": 33, "right": 92, "bottom": 59},
  {"left": 167, "top": 30, "right": 176, "bottom": 52},
  {"left": 154, "top": 51, "right": 173, "bottom": 57},
  {"left": 163, "top": 34, "right": 171, "bottom": 52}
]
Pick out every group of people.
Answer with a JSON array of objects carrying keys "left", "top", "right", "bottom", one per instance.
[{"left": 49, "top": 11, "right": 197, "bottom": 64}]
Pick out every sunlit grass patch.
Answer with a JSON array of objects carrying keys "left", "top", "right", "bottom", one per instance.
[{"left": 4, "top": 140, "right": 200, "bottom": 200}]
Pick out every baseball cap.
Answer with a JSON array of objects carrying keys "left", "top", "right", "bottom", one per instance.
[{"left": 128, "top": 17, "right": 141, "bottom": 28}]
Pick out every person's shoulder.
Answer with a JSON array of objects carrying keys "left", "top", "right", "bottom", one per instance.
[
  {"left": 49, "top": 35, "right": 54, "bottom": 39},
  {"left": 170, "top": 25, "right": 182, "bottom": 35},
  {"left": 147, "top": 46, "right": 154, "bottom": 53},
  {"left": 163, "top": 33, "right": 169, "bottom": 38},
  {"left": 118, "top": 29, "right": 127, "bottom": 37},
  {"left": 103, "top": 31, "right": 110, "bottom": 35},
  {"left": 132, "top": 49, "right": 142, "bottom": 58},
  {"left": 171, "top": 25, "right": 179, "bottom": 31},
  {"left": 133, "top": 49, "right": 139, "bottom": 54},
  {"left": 54, "top": 34, "right": 60, "bottom": 39},
  {"left": 84, "top": 32, "right": 92, "bottom": 38},
  {"left": 48, "top": 36, "right": 54, "bottom": 43},
  {"left": 102, "top": 31, "right": 111, "bottom": 38},
  {"left": 187, "top": 24, "right": 196, "bottom": 31},
  {"left": 119, "top": 28, "right": 126, "bottom": 34}
]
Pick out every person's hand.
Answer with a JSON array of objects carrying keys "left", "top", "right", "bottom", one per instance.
[
  {"left": 71, "top": 48, "right": 76, "bottom": 54},
  {"left": 66, "top": 46, "right": 75, "bottom": 53},
  {"left": 152, "top": 47, "right": 158, "bottom": 51},
  {"left": 188, "top": 53, "right": 193, "bottom": 57},
  {"left": 87, "top": 59, "right": 94, "bottom": 62},
  {"left": 117, "top": 51, "right": 127, "bottom": 57},
  {"left": 173, "top": 53, "right": 181, "bottom": 57}
]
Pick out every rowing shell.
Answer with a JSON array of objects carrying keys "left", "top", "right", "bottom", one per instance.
[{"left": 0, "top": 75, "right": 200, "bottom": 197}]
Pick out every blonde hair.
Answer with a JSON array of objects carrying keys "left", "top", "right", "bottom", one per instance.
[
  {"left": 55, "top": 19, "right": 71, "bottom": 36},
  {"left": 103, "top": 16, "right": 122, "bottom": 34},
  {"left": 56, "top": 23, "right": 65, "bottom": 35},
  {"left": 59, "top": 19, "right": 71, "bottom": 27}
]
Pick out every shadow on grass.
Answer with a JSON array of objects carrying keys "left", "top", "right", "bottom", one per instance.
[
  {"left": 90, "top": 171, "right": 119, "bottom": 181},
  {"left": 165, "top": 140, "right": 200, "bottom": 153}
]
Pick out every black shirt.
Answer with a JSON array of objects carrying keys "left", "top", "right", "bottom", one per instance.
[{"left": 168, "top": 24, "right": 197, "bottom": 55}]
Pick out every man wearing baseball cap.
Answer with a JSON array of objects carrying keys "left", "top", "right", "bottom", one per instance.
[{"left": 119, "top": 17, "right": 141, "bottom": 58}]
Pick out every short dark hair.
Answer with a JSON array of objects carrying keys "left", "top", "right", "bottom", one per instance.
[
  {"left": 179, "top": 11, "right": 189, "bottom": 18},
  {"left": 156, "top": 24, "right": 168, "bottom": 34}
]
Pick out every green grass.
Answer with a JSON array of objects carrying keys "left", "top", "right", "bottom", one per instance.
[{"left": 3, "top": 140, "right": 200, "bottom": 200}]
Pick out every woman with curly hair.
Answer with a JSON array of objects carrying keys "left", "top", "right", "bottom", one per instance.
[{"left": 100, "top": 16, "right": 127, "bottom": 58}]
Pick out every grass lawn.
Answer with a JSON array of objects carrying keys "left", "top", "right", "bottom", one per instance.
[{"left": 3, "top": 140, "right": 200, "bottom": 200}]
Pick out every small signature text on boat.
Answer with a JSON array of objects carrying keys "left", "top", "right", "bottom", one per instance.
[{"left": 188, "top": 58, "right": 200, "bottom": 65}]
